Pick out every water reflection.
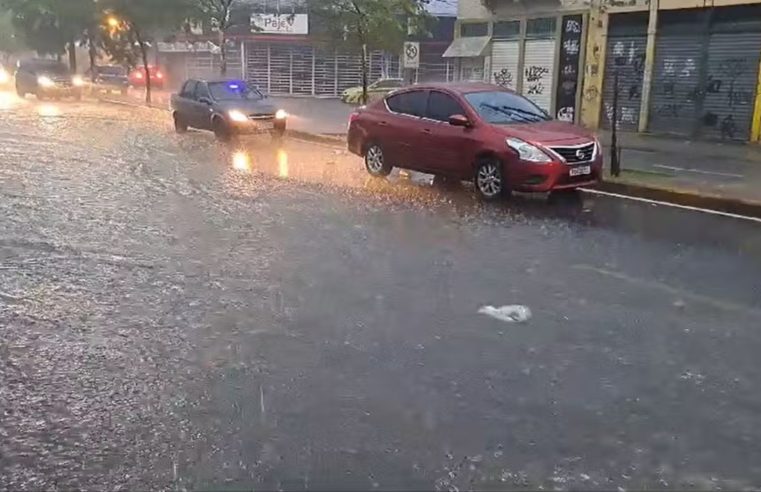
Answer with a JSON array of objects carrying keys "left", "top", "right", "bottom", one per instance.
[
  {"left": 232, "top": 151, "right": 251, "bottom": 173},
  {"left": 0, "top": 91, "right": 19, "bottom": 110},
  {"left": 277, "top": 148, "right": 288, "bottom": 178},
  {"left": 37, "top": 104, "right": 61, "bottom": 117}
]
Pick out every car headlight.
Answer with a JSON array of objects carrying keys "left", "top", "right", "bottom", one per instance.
[
  {"left": 593, "top": 138, "right": 602, "bottom": 159},
  {"left": 506, "top": 137, "right": 552, "bottom": 163},
  {"left": 37, "top": 76, "right": 55, "bottom": 88},
  {"left": 275, "top": 109, "right": 287, "bottom": 120},
  {"left": 0, "top": 69, "right": 9, "bottom": 83},
  {"left": 228, "top": 109, "right": 248, "bottom": 123},
  {"left": 72, "top": 75, "right": 85, "bottom": 87}
]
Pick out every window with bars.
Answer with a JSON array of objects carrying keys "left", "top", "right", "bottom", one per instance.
[
  {"left": 526, "top": 17, "right": 556, "bottom": 37},
  {"left": 460, "top": 22, "right": 488, "bottom": 37},
  {"left": 493, "top": 20, "right": 520, "bottom": 40}
]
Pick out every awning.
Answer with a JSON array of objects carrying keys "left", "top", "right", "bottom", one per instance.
[{"left": 442, "top": 36, "right": 491, "bottom": 58}]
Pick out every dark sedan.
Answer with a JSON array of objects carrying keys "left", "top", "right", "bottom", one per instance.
[
  {"left": 15, "top": 59, "right": 84, "bottom": 100},
  {"left": 170, "top": 79, "right": 287, "bottom": 141},
  {"left": 89, "top": 65, "right": 129, "bottom": 95}
]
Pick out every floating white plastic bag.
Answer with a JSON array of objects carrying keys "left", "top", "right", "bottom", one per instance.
[{"left": 478, "top": 305, "right": 532, "bottom": 323}]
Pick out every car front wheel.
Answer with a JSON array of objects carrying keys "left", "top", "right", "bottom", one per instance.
[
  {"left": 475, "top": 157, "right": 510, "bottom": 201},
  {"left": 364, "top": 143, "right": 392, "bottom": 177},
  {"left": 213, "top": 118, "right": 232, "bottom": 142}
]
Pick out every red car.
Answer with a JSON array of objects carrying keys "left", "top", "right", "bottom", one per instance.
[
  {"left": 129, "top": 65, "right": 165, "bottom": 89},
  {"left": 348, "top": 82, "right": 603, "bottom": 200}
]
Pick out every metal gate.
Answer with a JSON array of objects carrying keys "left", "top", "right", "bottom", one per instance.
[
  {"left": 601, "top": 13, "right": 648, "bottom": 131},
  {"left": 647, "top": 6, "right": 761, "bottom": 140},
  {"left": 245, "top": 41, "right": 399, "bottom": 97},
  {"left": 491, "top": 41, "right": 520, "bottom": 90},
  {"left": 185, "top": 45, "right": 243, "bottom": 80},
  {"left": 522, "top": 39, "right": 556, "bottom": 112}
]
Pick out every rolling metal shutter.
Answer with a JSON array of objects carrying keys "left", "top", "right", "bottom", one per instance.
[
  {"left": 601, "top": 14, "right": 648, "bottom": 131},
  {"left": 291, "top": 45, "right": 313, "bottom": 95},
  {"left": 649, "top": 34, "right": 703, "bottom": 136},
  {"left": 522, "top": 39, "right": 556, "bottom": 113},
  {"left": 245, "top": 42, "right": 269, "bottom": 93},
  {"left": 314, "top": 49, "right": 337, "bottom": 96},
  {"left": 269, "top": 44, "right": 291, "bottom": 95},
  {"left": 701, "top": 31, "right": 761, "bottom": 141},
  {"left": 490, "top": 41, "right": 520, "bottom": 90}
]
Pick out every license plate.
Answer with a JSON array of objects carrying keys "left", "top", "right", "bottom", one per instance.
[
  {"left": 569, "top": 165, "right": 591, "bottom": 177},
  {"left": 256, "top": 121, "right": 274, "bottom": 130}
]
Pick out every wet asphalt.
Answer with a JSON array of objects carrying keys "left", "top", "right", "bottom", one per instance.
[{"left": 1, "top": 94, "right": 761, "bottom": 491}]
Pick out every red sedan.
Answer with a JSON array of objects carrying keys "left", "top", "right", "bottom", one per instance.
[
  {"left": 348, "top": 82, "right": 603, "bottom": 200},
  {"left": 129, "top": 65, "right": 166, "bottom": 89}
]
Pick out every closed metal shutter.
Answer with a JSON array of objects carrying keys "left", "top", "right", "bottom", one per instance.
[
  {"left": 336, "top": 53, "right": 362, "bottom": 93},
  {"left": 186, "top": 45, "right": 242, "bottom": 80},
  {"left": 490, "top": 41, "right": 520, "bottom": 90},
  {"left": 291, "top": 45, "right": 313, "bottom": 95},
  {"left": 314, "top": 49, "right": 337, "bottom": 96},
  {"left": 522, "top": 39, "right": 556, "bottom": 112},
  {"left": 601, "top": 13, "right": 648, "bottom": 131},
  {"left": 648, "top": 34, "right": 703, "bottom": 135},
  {"left": 701, "top": 31, "right": 761, "bottom": 140},
  {"left": 245, "top": 42, "right": 269, "bottom": 92},
  {"left": 269, "top": 44, "right": 291, "bottom": 95}
]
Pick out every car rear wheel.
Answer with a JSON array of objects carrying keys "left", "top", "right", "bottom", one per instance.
[
  {"left": 475, "top": 157, "right": 510, "bottom": 201},
  {"left": 364, "top": 143, "right": 392, "bottom": 177},
  {"left": 16, "top": 87, "right": 25, "bottom": 98},
  {"left": 174, "top": 113, "right": 188, "bottom": 133}
]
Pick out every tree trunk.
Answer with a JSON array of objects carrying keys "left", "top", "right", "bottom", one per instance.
[
  {"left": 87, "top": 30, "right": 97, "bottom": 73},
  {"left": 360, "top": 43, "right": 368, "bottom": 105},
  {"left": 219, "top": 30, "right": 228, "bottom": 77},
  {"left": 134, "top": 28, "right": 152, "bottom": 105},
  {"left": 67, "top": 42, "right": 77, "bottom": 72}
]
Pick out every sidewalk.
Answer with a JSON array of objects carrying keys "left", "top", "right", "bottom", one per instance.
[{"left": 596, "top": 130, "right": 761, "bottom": 208}]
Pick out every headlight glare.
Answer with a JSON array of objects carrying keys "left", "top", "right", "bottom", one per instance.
[
  {"left": 506, "top": 137, "right": 552, "bottom": 163},
  {"left": 228, "top": 109, "right": 248, "bottom": 123},
  {"left": 37, "top": 76, "right": 55, "bottom": 88},
  {"left": 72, "top": 75, "right": 85, "bottom": 87},
  {"left": 275, "top": 109, "right": 287, "bottom": 120}
]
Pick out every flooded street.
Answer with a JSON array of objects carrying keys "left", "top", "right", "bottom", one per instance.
[{"left": 2, "top": 94, "right": 761, "bottom": 490}]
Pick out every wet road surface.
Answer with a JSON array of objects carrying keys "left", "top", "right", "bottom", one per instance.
[{"left": 2, "top": 94, "right": 761, "bottom": 490}]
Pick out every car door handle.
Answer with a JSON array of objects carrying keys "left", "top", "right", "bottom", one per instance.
[
  {"left": 379, "top": 121, "right": 389, "bottom": 126},
  {"left": 422, "top": 128, "right": 432, "bottom": 134}
]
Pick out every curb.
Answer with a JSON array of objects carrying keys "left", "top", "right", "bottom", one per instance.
[
  {"left": 593, "top": 180, "right": 761, "bottom": 219},
  {"left": 98, "top": 97, "right": 347, "bottom": 145}
]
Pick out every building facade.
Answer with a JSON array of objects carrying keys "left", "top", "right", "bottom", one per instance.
[
  {"left": 160, "top": 0, "right": 455, "bottom": 97},
  {"left": 450, "top": 0, "right": 761, "bottom": 142}
]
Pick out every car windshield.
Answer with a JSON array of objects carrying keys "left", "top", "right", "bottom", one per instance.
[
  {"left": 209, "top": 81, "right": 264, "bottom": 101},
  {"left": 97, "top": 66, "right": 126, "bottom": 76},
  {"left": 30, "top": 61, "right": 69, "bottom": 74},
  {"left": 464, "top": 91, "right": 550, "bottom": 124}
]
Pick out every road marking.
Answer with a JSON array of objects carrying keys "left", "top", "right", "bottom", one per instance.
[
  {"left": 478, "top": 305, "right": 532, "bottom": 323},
  {"left": 580, "top": 188, "right": 761, "bottom": 224},
  {"left": 572, "top": 264, "right": 761, "bottom": 317},
  {"left": 652, "top": 164, "right": 744, "bottom": 179}
]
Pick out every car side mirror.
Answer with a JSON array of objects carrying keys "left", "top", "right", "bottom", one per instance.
[
  {"left": 448, "top": 114, "right": 470, "bottom": 127},
  {"left": 199, "top": 97, "right": 212, "bottom": 105}
]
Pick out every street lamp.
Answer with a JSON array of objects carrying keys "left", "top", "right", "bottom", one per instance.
[{"left": 107, "top": 16, "right": 120, "bottom": 29}]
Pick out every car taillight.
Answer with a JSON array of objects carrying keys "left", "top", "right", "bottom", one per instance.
[
  {"left": 135, "top": 72, "right": 143, "bottom": 79},
  {"left": 156, "top": 72, "right": 163, "bottom": 79},
  {"left": 348, "top": 111, "right": 360, "bottom": 130}
]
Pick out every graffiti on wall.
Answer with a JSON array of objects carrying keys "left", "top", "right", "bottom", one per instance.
[
  {"left": 605, "top": 39, "right": 646, "bottom": 127},
  {"left": 555, "top": 15, "right": 584, "bottom": 122},
  {"left": 652, "top": 52, "right": 754, "bottom": 139},
  {"left": 524, "top": 65, "right": 549, "bottom": 95},
  {"left": 493, "top": 68, "right": 514, "bottom": 89}
]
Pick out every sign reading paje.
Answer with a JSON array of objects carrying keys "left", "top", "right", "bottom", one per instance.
[{"left": 251, "top": 13, "right": 308, "bottom": 34}]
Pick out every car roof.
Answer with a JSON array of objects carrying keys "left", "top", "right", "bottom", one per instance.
[{"left": 401, "top": 82, "right": 511, "bottom": 94}]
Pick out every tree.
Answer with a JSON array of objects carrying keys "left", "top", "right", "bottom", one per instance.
[
  {"left": 192, "top": 0, "right": 235, "bottom": 76},
  {"left": 1, "top": 0, "right": 94, "bottom": 71},
  {"left": 99, "top": 0, "right": 193, "bottom": 104},
  {"left": 0, "top": 10, "right": 27, "bottom": 62},
  {"left": 309, "top": 0, "right": 431, "bottom": 104}
]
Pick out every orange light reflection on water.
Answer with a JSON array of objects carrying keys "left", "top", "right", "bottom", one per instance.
[
  {"left": 277, "top": 149, "right": 289, "bottom": 178},
  {"left": 232, "top": 151, "right": 252, "bottom": 173}
]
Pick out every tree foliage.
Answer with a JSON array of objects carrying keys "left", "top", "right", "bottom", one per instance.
[
  {"left": 0, "top": 10, "right": 27, "bottom": 59},
  {"left": 191, "top": 0, "right": 236, "bottom": 76},
  {"left": 1, "top": 0, "right": 95, "bottom": 70},
  {"left": 308, "top": 0, "right": 431, "bottom": 103},
  {"left": 98, "top": 0, "right": 193, "bottom": 103}
]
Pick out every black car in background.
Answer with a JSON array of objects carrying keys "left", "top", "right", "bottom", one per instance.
[
  {"left": 15, "top": 59, "right": 84, "bottom": 100},
  {"left": 170, "top": 79, "right": 287, "bottom": 141},
  {"left": 88, "top": 65, "right": 129, "bottom": 95}
]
